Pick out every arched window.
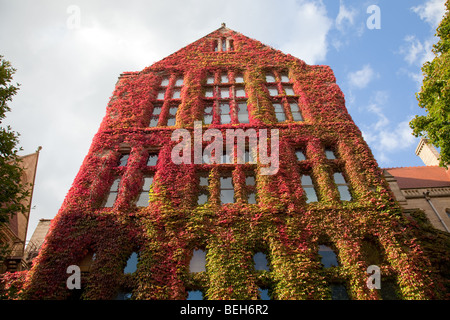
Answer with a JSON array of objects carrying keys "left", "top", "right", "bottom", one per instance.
[
  {"left": 318, "top": 245, "right": 338, "bottom": 268},
  {"left": 253, "top": 252, "right": 269, "bottom": 271},
  {"left": 258, "top": 288, "right": 270, "bottom": 300},
  {"left": 330, "top": 284, "right": 349, "bottom": 300},
  {"left": 189, "top": 249, "right": 206, "bottom": 273},
  {"left": 187, "top": 290, "right": 203, "bottom": 300},
  {"left": 124, "top": 252, "right": 138, "bottom": 274}
]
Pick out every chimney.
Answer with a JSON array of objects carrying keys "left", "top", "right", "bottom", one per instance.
[{"left": 415, "top": 138, "right": 440, "bottom": 166}]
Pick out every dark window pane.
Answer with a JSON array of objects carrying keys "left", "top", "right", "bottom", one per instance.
[
  {"left": 304, "top": 187, "right": 318, "bottom": 203},
  {"left": 147, "top": 154, "right": 158, "bottom": 166},
  {"left": 104, "top": 192, "right": 117, "bottom": 207},
  {"left": 118, "top": 154, "right": 129, "bottom": 167},
  {"left": 380, "top": 281, "right": 400, "bottom": 300},
  {"left": 319, "top": 245, "right": 338, "bottom": 268},
  {"left": 189, "top": 249, "right": 206, "bottom": 272},
  {"left": 259, "top": 288, "right": 270, "bottom": 300},
  {"left": 325, "top": 149, "right": 336, "bottom": 159},
  {"left": 338, "top": 185, "right": 352, "bottom": 201},
  {"left": 331, "top": 284, "right": 349, "bottom": 300},
  {"left": 295, "top": 150, "right": 306, "bottom": 161},
  {"left": 175, "top": 78, "right": 184, "bottom": 87},
  {"left": 265, "top": 74, "right": 275, "bottom": 82},
  {"left": 187, "top": 290, "right": 203, "bottom": 300},
  {"left": 136, "top": 192, "right": 149, "bottom": 207},
  {"left": 284, "top": 85, "right": 295, "bottom": 95},
  {"left": 220, "top": 189, "right": 234, "bottom": 204},
  {"left": 160, "top": 78, "right": 169, "bottom": 86},
  {"left": 149, "top": 118, "right": 159, "bottom": 127},
  {"left": 197, "top": 193, "right": 208, "bottom": 205},
  {"left": 253, "top": 252, "right": 269, "bottom": 271},
  {"left": 124, "top": 252, "right": 138, "bottom": 274}
]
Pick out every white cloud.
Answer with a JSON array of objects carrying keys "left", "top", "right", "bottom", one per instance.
[
  {"left": 400, "top": 35, "right": 435, "bottom": 66},
  {"left": 279, "top": 1, "right": 333, "bottom": 64},
  {"left": 335, "top": 0, "right": 357, "bottom": 31},
  {"left": 347, "top": 64, "right": 377, "bottom": 89},
  {"left": 360, "top": 91, "right": 416, "bottom": 165},
  {"left": 412, "top": 0, "right": 446, "bottom": 28}
]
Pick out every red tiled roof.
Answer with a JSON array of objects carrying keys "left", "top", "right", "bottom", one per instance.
[{"left": 384, "top": 166, "right": 450, "bottom": 189}]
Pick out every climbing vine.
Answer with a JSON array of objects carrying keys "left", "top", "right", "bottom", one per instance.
[{"left": 0, "top": 28, "right": 445, "bottom": 300}]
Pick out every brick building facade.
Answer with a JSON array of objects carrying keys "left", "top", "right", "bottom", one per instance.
[{"left": 19, "top": 26, "right": 445, "bottom": 300}]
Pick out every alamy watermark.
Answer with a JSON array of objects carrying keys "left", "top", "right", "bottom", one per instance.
[
  {"left": 367, "top": 5, "right": 381, "bottom": 30},
  {"left": 66, "top": 5, "right": 81, "bottom": 30},
  {"left": 171, "top": 121, "right": 280, "bottom": 176}
]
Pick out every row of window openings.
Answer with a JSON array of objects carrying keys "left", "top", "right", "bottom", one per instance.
[
  {"left": 157, "top": 70, "right": 291, "bottom": 99},
  {"left": 85, "top": 248, "right": 396, "bottom": 300},
  {"left": 107, "top": 149, "right": 349, "bottom": 207},
  {"left": 187, "top": 246, "right": 342, "bottom": 300},
  {"left": 148, "top": 101, "right": 303, "bottom": 127},
  {"left": 160, "top": 70, "right": 289, "bottom": 89}
]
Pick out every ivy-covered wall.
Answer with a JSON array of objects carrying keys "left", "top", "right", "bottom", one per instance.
[{"left": 1, "top": 28, "right": 446, "bottom": 300}]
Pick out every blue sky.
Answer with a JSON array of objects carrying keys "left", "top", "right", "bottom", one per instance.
[{"left": 0, "top": 0, "right": 446, "bottom": 240}]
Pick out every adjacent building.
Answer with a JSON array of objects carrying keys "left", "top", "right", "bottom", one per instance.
[{"left": 0, "top": 147, "right": 41, "bottom": 273}]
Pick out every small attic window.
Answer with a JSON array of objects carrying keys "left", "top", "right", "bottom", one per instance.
[
  {"left": 214, "top": 40, "right": 219, "bottom": 52},
  {"left": 213, "top": 38, "right": 235, "bottom": 52}
]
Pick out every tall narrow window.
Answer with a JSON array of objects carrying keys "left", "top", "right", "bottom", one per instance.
[
  {"left": 147, "top": 152, "right": 159, "bottom": 166},
  {"left": 105, "top": 178, "right": 121, "bottom": 207},
  {"left": 295, "top": 149, "right": 306, "bottom": 161},
  {"left": 118, "top": 154, "right": 129, "bottom": 167},
  {"left": 149, "top": 105, "right": 162, "bottom": 127},
  {"left": 253, "top": 252, "right": 269, "bottom": 271},
  {"left": 228, "top": 39, "right": 234, "bottom": 51},
  {"left": 172, "top": 89, "right": 181, "bottom": 99},
  {"left": 189, "top": 249, "right": 206, "bottom": 272},
  {"left": 246, "top": 174, "right": 256, "bottom": 204},
  {"left": 156, "top": 89, "right": 165, "bottom": 100},
  {"left": 136, "top": 176, "right": 153, "bottom": 207},
  {"left": 289, "top": 102, "right": 303, "bottom": 121},
  {"left": 198, "top": 174, "right": 209, "bottom": 205},
  {"left": 325, "top": 148, "right": 336, "bottom": 159},
  {"left": 220, "top": 103, "right": 231, "bottom": 124},
  {"left": 124, "top": 252, "right": 138, "bottom": 274},
  {"left": 318, "top": 245, "right": 339, "bottom": 268},
  {"left": 333, "top": 172, "right": 352, "bottom": 201},
  {"left": 221, "top": 38, "right": 227, "bottom": 52},
  {"left": 237, "top": 102, "right": 249, "bottom": 123},
  {"left": 259, "top": 288, "right": 270, "bottom": 300},
  {"left": 220, "top": 176, "right": 234, "bottom": 204},
  {"left": 301, "top": 175, "right": 318, "bottom": 203},
  {"left": 203, "top": 103, "right": 214, "bottom": 125},
  {"left": 167, "top": 104, "right": 178, "bottom": 126},
  {"left": 213, "top": 40, "right": 219, "bottom": 52},
  {"left": 273, "top": 103, "right": 286, "bottom": 122}
]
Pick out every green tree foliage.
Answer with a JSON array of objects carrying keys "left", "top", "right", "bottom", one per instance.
[
  {"left": 0, "top": 55, "right": 29, "bottom": 259},
  {"left": 410, "top": 0, "right": 450, "bottom": 167}
]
